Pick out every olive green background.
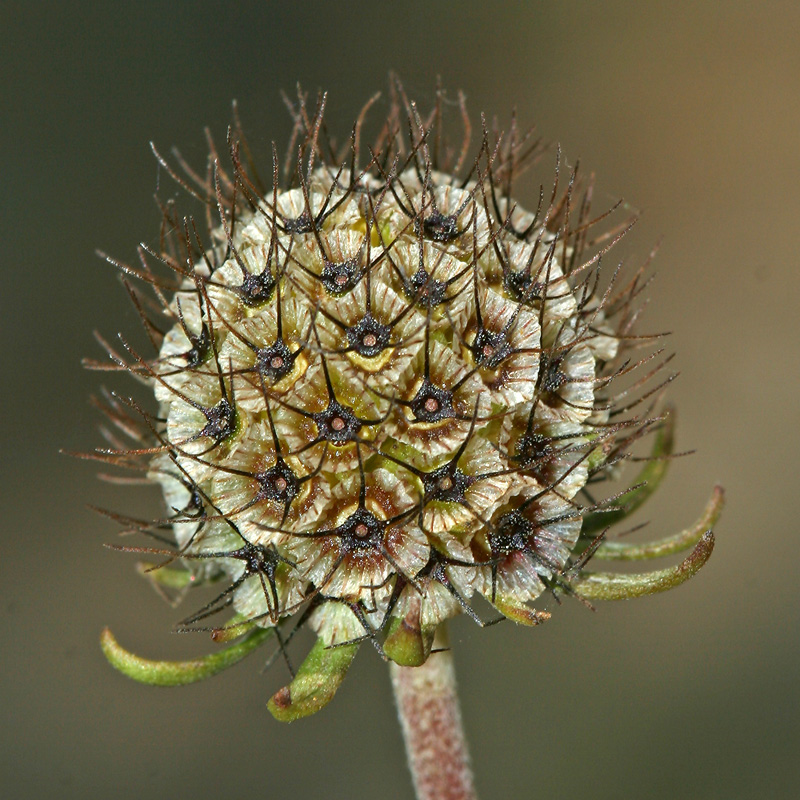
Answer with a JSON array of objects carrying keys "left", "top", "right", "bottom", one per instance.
[{"left": 2, "top": 2, "right": 798, "bottom": 798}]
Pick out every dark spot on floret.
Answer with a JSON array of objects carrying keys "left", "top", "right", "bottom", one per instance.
[
  {"left": 422, "top": 463, "right": 474, "bottom": 505},
  {"left": 313, "top": 401, "right": 362, "bottom": 444},
  {"left": 504, "top": 269, "right": 545, "bottom": 305},
  {"left": 320, "top": 258, "right": 363, "bottom": 295},
  {"left": 513, "top": 431, "right": 556, "bottom": 469},
  {"left": 182, "top": 323, "right": 212, "bottom": 368},
  {"left": 488, "top": 510, "right": 534, "bottom": 555},
  {"left": 334, "top": 507, "right": 386, "bottom": 552},
  {"left": 539, "top": 351, "right": 569, "bottom": 394},
  {"left": 255, "top": 339, "right": 297, "bottom": 382},
  {"left": 416, "top": 210, "right": 461, "bottom": 243},
  {"left": 256, "top": 460, "right": 300, "bottom": 505},
  {"left": 238, "top": 543, "right": 280, "bottom": 577},
  {"left": 346, "top": 315, "right": 391, "bottom": 358},
  {"left": 284, "top": 213, "right": 313, "bottom": 234},
  {"left": 237, "top": 268, "right": 275, "bottom": 308},
  {"left": 406, "top": 268, "right": 447, "bottom": 308},
  {"left": 199, "top": 398, "right": 237, "bottom": 444},
  {"left": 471, "top": 328, "right": 512, "bottom": 369},
  {"left": 409, "top": 380, "right": 455, "bottom": 423}
]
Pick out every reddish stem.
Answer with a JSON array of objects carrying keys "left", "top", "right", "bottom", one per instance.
[{"left": 390, "top": 626, "right": 477, "bottom": 800}]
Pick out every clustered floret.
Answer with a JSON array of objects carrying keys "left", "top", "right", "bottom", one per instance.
[{"left": 91, "top": 82, "right": 679, "bottom": 685}]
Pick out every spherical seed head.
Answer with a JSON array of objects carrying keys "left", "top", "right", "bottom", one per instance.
[{"left": 93, "top": 78, "right": 716, "bottom": 717}]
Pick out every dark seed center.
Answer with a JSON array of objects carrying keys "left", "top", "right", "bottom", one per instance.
[
  {"left": 285, "top": 213, "right": 313, "bottom": 234},
  {"left": 504, "top": 269, "right": 545, "bottom": 304},
  {"left": 418, "top": 210, "right": 461, "bottom": 243},
  {"left": 314, "top": 402, "right": 362, "bottom": 443},
  {"left": 472, "top": 328, "right": 511, "bottom": 369},
  {"left": 201, "top": 399, "right": 236, "bottom": 442},
  {"left": 422, "top": 464, "right": 473, "bottom": 504},
  {"left": 410, "top": 380, "right": 455, "bottom": 423},
  {"left": 257, "top": 340, "right": 295, "bottom": 382},
  {"left": 238, "top": 269, "right": 276, "bottom": 307},
  {"left": 183, "top": 325, "right": 211, "bottom": 368},
  {"left": 408, "top": 268, "right": 447, "bottom": 308},
  {"left": 321, "top": 258, "right": 362, "bottom": 296},
  {"left": 256, "top": 462, "right": 300, "bottom": 504},
  {"left": 540, "top": 352, "right": 568, "bottom": 393},
  {"left": 346, "top": 315, "right": 391, "bottom": 357},
  {"left": 489, "top": 510, "right": 534, "bottom": 554},
  {"left": 336, "top": 508, "right": 386, "bottom": 550}
]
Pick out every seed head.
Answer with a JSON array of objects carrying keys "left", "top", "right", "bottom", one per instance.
[{"left": 89, "top": 78, "right": 722, "bottom": 720}]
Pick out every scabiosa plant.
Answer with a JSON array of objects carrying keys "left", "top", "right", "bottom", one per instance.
[{"left": 86, "top": 78, "right": 722, "bottom": 800}]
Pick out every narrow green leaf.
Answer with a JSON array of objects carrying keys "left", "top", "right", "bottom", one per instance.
[
  {"left": 100, "top": 625, "right": 272, "bottom": 686},
  {"left": 268, "top": 638, "right": 359, "bottom": 722},
  {"left": 582, "top": 410, "right": 675, "bottom": 535},
  {"left": 593, "top": 485, "right": 725, "bottom": 561},
  {"left": 570, "top": 530, "right": 715, "bottom": 601}
]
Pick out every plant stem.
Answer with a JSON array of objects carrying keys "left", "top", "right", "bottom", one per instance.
[{"left": 390, "top": 625, "right": 477, "bottom": 800}]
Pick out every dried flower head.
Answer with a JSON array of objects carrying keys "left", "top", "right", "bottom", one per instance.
[{"left": 88, "top": 78, "right": 722, "bottom": 721}]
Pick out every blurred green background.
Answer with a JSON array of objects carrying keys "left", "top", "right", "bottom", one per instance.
[{"left": 2, "top": 2, "right": 798, "bottom": 797}]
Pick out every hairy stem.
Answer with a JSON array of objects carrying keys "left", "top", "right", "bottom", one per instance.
[{"left": 390, "top": 625, "right": 477, "bottom": 800}]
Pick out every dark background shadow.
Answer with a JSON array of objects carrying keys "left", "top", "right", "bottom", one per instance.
[{"left": 2, "top": 2, "right": 798, "bottom": 797}]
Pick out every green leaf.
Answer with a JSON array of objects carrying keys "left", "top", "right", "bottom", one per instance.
[
  {"left": 593, "top": 485, "right": 725, "bottom": 561},
  {"left": 268, "top": 638, "right": 359, "bottom": 722},
  {"left": 582, "top": 410, "right": 675, "bottom": 535},
  {"left": 570, "top": 530, "right": 715, "bottom": 601},
  {"left": 100, "top": 625, "right": 272, "bottom": 686}
]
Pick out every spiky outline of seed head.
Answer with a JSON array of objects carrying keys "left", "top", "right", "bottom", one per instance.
[{"left": 87, "top": 76, "right": 719, "bottom": 719}]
